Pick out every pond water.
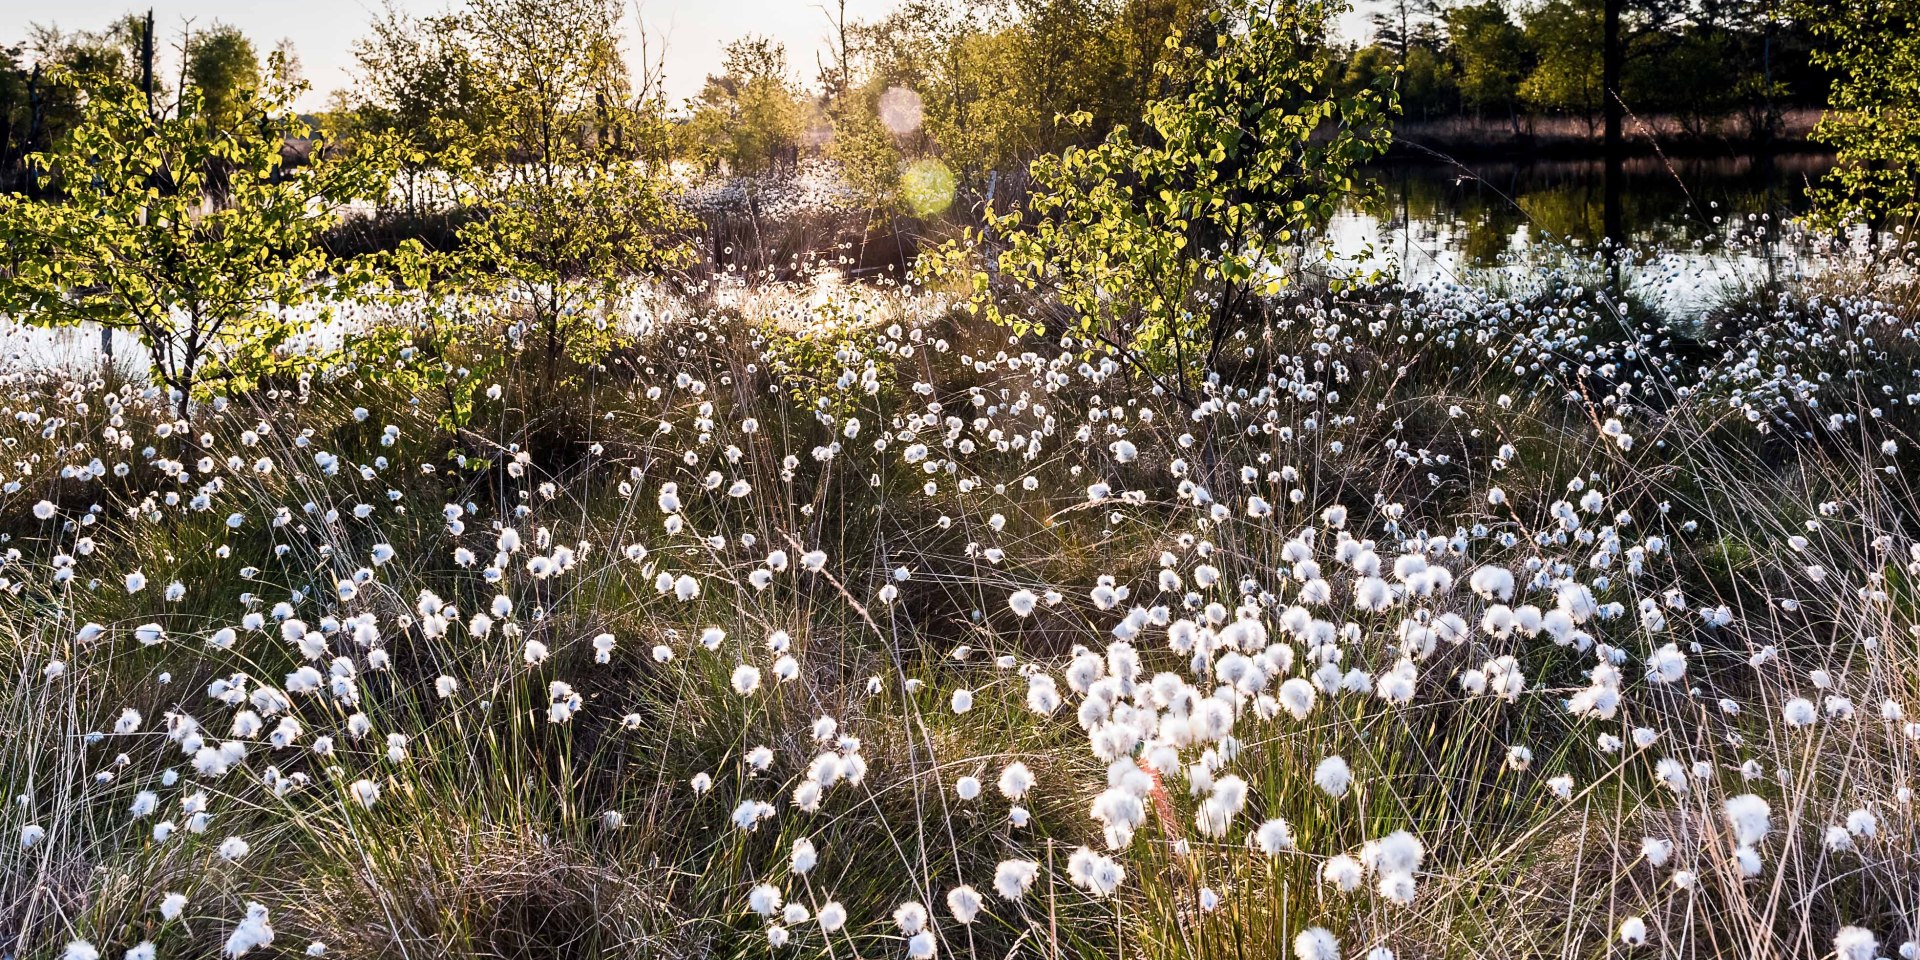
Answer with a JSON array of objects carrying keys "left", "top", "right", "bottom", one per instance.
[
  {"left": 0, "top": 152, "right": 1859, "bottom": 376},
  {"left": 1325, "top": 152, "right": 1843, "bottom": 313},
  {"left": 1, "top": 321, "right": 150, "bottom": 375}
]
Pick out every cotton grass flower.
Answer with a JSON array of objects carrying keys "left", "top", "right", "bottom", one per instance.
[
  {"left": 1834, "top": 927, "right": 1879, "bottom": 960},
  {"left": 1505, "top": 745, "right": 1533, "bottom": 771},
  {"left": 1313, "top": 756, "right": 1352, "bottom": 797},
  {"left": 731, "top": 664, "right": 762, "bottom": 696},
  {"left": 906, "top": 931, "right": 936, "bottom": 959},
  {"left": 223, "top": 902, "right": 274, "bottom": 957},
  {"left": 780, "top": 904, "right": 809, "bottom": 927},
  {"left": 748, "top": 884, "right": 783, "bottom": 917},
  {"left": 1619, "top": 916, "right": 1649, "bottom": 947},
  {"left": 1008, "top": 588, "right": 1039, "bottom": 617},
  {"left": 1254, "top": 818, "right": 1293, "bottom": 855},
  {"left": 789, "top": 837, "right": 817, "bottom": 874},
  {"left": 817, "top": 901, "right": 847, "bottom": 933},
  {"left": 998, "top": 762, "right": 1035, "bottom": 800},
  {"left": 1293, "top": 927, "right": 1339, "bottom": 960},
  {"left": 1724, "top": 793, "right": 1772, "bottom": 846},
  {"left": 892, "top": 900, "right": 929, "bottom": 934},
  {"left": 1322, "top": 854, "right": 1363, "bottom": 891},
  {"left": 994, "top": 859, "right": 1039, "bottom": 899},
  {"left": 1466, "top": 564, "right": 1512, "bottom": 595},
  {"left": 730, "top": 800, "right": 773, "bottom": 830},
  {"left": 946, "top": 884, "right": 983, "bottom": 923},
  {"left": 1066, "top": 846, "right": 1124, "bottom": 897},
  {"left": 1278, "top": 678, "right": 1316, "bottom": 719}
]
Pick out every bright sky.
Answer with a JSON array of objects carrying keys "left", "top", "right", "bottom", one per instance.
[
  {"left": 1, "top": 0, "right": 908, "bottom": 111},
  {"left": 3, "top": 0, "right": 1380, "bottom": 113}
]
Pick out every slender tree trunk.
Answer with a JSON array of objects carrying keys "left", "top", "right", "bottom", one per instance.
[
  {"left": 176, "top": 23, "right": 194, "bottom": 115},
  {"left": 543, "top": 291, "right": 560, "bottom": 396},
  {"left": 1602, "top": 0, "right": 1626, "bottom": 278},
  {"left": 25, "top": 64, "right": 43, "bottom": 195},
  {"left": 1760, "top": 0, "right": 1778, "bottom": 143},
  {"left": 1603, "top": 0, "right": 1624, "bottom": 164},
  {"left": 140, "top": 9, "right": 157, "bottom": 117}
]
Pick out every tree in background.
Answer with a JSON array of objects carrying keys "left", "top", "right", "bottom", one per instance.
[
  {"left": 942, "top": 0, "right": 1396, "bottom": 387},
  {"left": 449, "top": 163, "right": 689, "bottom": 390},
  {"left": 1638, "top": 22, "right": 1735, "bottom": 137},
  {"left": 1798, "top": 0, "right": 1919, "bottom": 228},
  {"left": 269, "top": 38, "right": 302, "bottom": 88},
  {"left": 817, "top": 0, "right": 906, "bottom": 210},
  {"left": 1336, "top": 45, "right": 1395, "bottom": 104},
  {"left": 1356, "top": 0, "right": 1455, "bottom": 121},
  {"left": 0, "top": 45, "right": 33, "bottom": 186},
  {"left": 1369, "top": 0, "right": 1445, "bottom": 58},
  {"left": 848, "top": 0, "right": 1225, "bottom": 199},
  {"left": 1338, "top": 38, "right": 1456, "bottom": 124},
  {"left": 1008, "top": 0, "right": 1116, "bottom": 158},
  {"left": 26, "top": 20, "right": 139, "bottom": 85},
  {"left": 923, "top": 23, "right": 1039, "bottom": 183},
  {"left": 684, "top": 36, "right": 812, "bottom": 176},
  {"left": 1694, "top": 0, "right": 1821, "bottom": 141},
  {"left": 1, "top": 12, "right": 167, "bottom": 189},
  {"left": 1446, "top": 1, "right": 1529, "bottom": 131},
  {"left": 442, "top": 0, "right": 692, "bottom": 391},
  {"left": 347, "top": 0, "right": 677, "bottom": 176},
  {"left": 346, "top": 5, "right": 499, "bottom": 216},
  {"left": 1399, "top": 43, "right": 1458, "bottom": 119},
  {"left": 1100, "top": 0, "right": 1224, "bottom": 129},
  {"left": 183, "top": 23, "right": 260, "bottom": 130},
  {"left": 1518, "top": 0, "right": 1603, "bottom": 131},
  {"left": 460, "top": 0, "right": 636, "bottom": 173},
  {"left": 860, "top": 2, "right": 1036, "bottom": 187},
  {"left": 8, "top": 18, "right": 148, "bottom": 169},
  {"left": 826, "top": 83, "right": 906, "bottom": 209},
  {"left": 0, "top": 72, "right": 404, "bottom": 417}
]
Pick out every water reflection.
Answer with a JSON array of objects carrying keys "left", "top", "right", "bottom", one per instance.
[
  {"left": 0, "top": 153, "right": 1860, "bottom": 376},
  {"left": 1326, "top": 153, "right": 1839, "bottom": 310}
]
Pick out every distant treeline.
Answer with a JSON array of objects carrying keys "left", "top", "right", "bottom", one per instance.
[
  {"left": 0, "top": 1, "right": 1882, "bottom": 208},
  {"left": 0, "top": 11, "right": 298, "bottom": 193},
  {"left": 1343, "top": 0, "right": 1830, "bottom": 150}
]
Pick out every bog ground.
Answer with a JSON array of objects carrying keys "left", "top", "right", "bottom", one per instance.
[{"left": 3, "top": 0, "right": 1920, "bottom": 957}]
